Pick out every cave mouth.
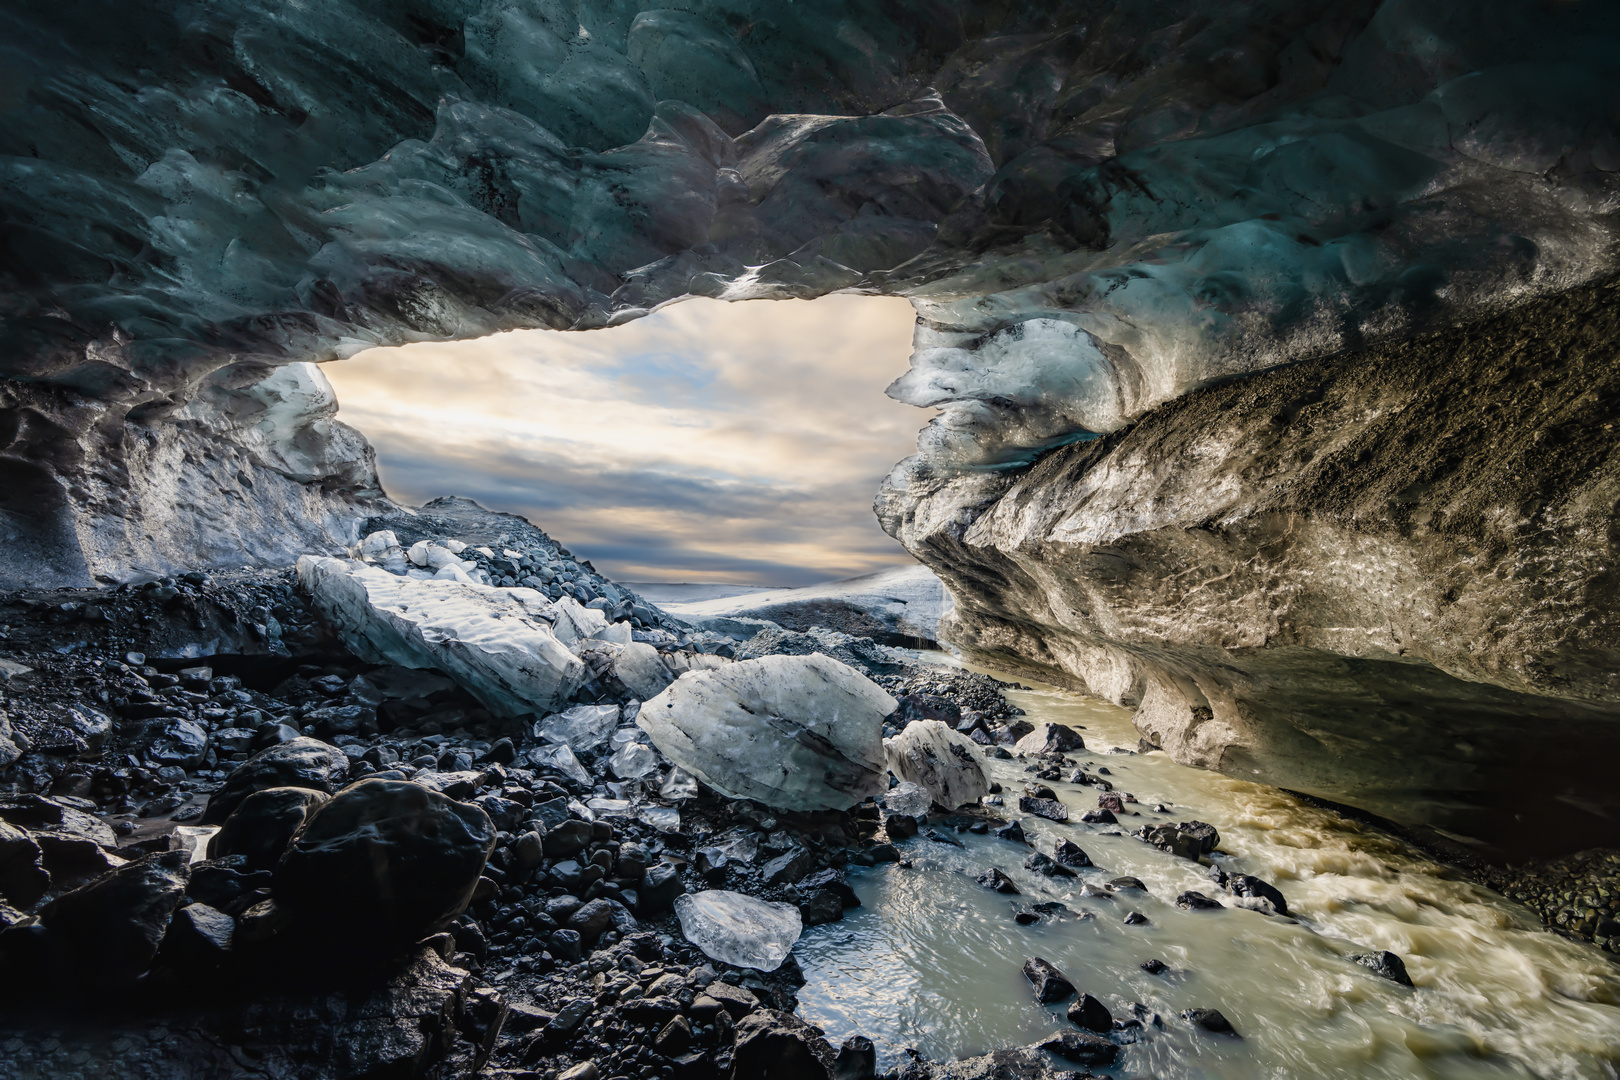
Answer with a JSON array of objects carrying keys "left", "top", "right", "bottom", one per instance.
[{"left": 323, "top": 292, "right": 926, "bottom": 590}]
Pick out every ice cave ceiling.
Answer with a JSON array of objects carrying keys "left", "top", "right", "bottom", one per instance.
[{"left": 5, "top": 0, "right": 1619, "bottom": 496}]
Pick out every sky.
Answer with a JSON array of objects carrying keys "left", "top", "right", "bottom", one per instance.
[{"left": 324, "top": 294, "right": 929, "bottom": 587}]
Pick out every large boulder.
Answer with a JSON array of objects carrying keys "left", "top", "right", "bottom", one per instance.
[
  {"left": 0, "top": 822, "right": 49, "bottom": 910},
  {"left": 884, "top": 720, "right": 990, "bottom": 810},
  {"left": 201, "top": 738, "right": 349, "bottom": 826},
  {"left": 730, "top": 1009, "right": 836, "bottom": 1080},
  {"left": 273, "top": 780, "right": 495, "bottom": 950},
  {"left": 297, "top": 557, "right": 587, "bottom": 718},
  {"left": 207, "top": 787, "right": 331, "bottom": 870},
  {"left": 15, "top": 851, "right": 190, "bottom": 990},
  {"left": 638, "top": 654, "right": 892, "bottom": 812}
]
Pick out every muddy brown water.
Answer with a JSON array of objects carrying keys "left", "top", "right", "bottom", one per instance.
[{"left": 797, "top": 660, "right": 1620, "bottom": 1078}]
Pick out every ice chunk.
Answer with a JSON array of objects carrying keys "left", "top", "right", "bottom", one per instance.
[
  {"left": 527, "top": 743, "right": 592, "bottom": 787},
  {"left": 885, "top": 720, "right": 991, "bottom": 811},
  {"left": 536, "top": 704, "right": 620, "bottom": 751},
  {"left": 660, "top": 767, "right": 700, "bottom": 800},
  {"left": 637, "top": 654, "right": 893, "bottom": 812},
  {"left": 884, "top": 781, "right": 932, "bottom": 817},
  {"left": 551, "top": 596, "right": 610, "bottom": 650},
  {"left": 595, "top": 621, "right": 634, "bottom": 645},
  {"left": 359, "top": 530, "right": 408, "bottom": 573},
  {"left": 610, "top": 726, "right": 644, "bottom": 749},
  {"left": 585, "top": 797, "right": 633, "bottom": 817},
  {"left": 613, "top": 641, "right": 674, "bottom": 699},
  {"left": 296, "top": 557, "right": 586, "bottom": 717},
  {"left": 609, "top": 741, "right": 659, "bottom": 780},
  {"left": 639, "top": 806, "right": 680, "bottom": 833},
  {"left": 674, "top": 890, "right": 802, "bottom": 972}
]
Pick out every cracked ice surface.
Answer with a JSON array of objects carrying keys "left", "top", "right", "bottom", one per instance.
[
  {"left": 296, "top": 556, "right": 585, "bottom": 717},
  {"left": 637, "top": 654, "right": 893, "bottom": 812}
]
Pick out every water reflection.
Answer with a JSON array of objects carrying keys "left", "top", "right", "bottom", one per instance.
[{"left": 796, "top": 668, "right": 1620, "bottom": 1078}]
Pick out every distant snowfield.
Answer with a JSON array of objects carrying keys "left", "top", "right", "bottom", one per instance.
[
  {"left": 623, "top": 582, "right": 788, "bottom": 605},
  {"left": 652, "top": 564, "right": 951, "bottom": 644}
]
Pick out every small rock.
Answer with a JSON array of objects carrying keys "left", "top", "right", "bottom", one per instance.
[
  {"left": 1067, "top": 993, "right": 1112, "bottom": 1032},
  {"left": 1051, "top": 840, "right": 1092, "bottom": 868},
  {"left": 1024, "top": 852, "right": 1077, "bottom": 878},
  {"left": 833, "top": 1034, "right": 877, "bottom": 1080},
  {"left": 1018, "top": 797, "right": 1068, "bottom": 822},
  {"left": 1176, "top": 891, "right": 1224, "bottom": 910},
  {"left": 1349, "top": 950, "right": 1414, "bottom": 987},
  {"left": 978, "top": 867, "right": 1021, "bottom": 894},
  {"left": 1184, "top": 1008, "right": 1238, "bottom": 1036},
  {"left": 1022, "top": 957, "right": 1076, "bottom": 1004},
  {"left": 1035, "top": 1029, "right": 1118, "bottom": 1066}
]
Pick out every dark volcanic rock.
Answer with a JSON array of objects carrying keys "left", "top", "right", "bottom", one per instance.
[
  {"left": 1036, "top": 1029, "right": 1118, "bottom": 1066},
  {"left": 1351, "top": 950, "right": 1415, "bottom": 987},
  {"left": 730, "top": 1008, "right": 836, "bottom": 1080},
  {"left": 0, "top": 822, "right": 49, "bottom": 909},
  {"left": 833, "top": 1034, "right": 877, "bottom": 1080},
  {"left": 1176, "top": 891, "right": 1225, "bottom": 911},
  {"left": 1023, "top": 852, "right": 1076, "bottom": 878},
  {"left": 1021, "top": 957, "right": 1075, "bottom": 1004},
  {"left": 1185, "top": 1008, "right": 1239, "bottom": 1036},
  {"left": 273, "top": 779, "right": 495, "bottom": 951},
  {"left": 202, "top": 738, "right": 349, "bottom": 825},
  {"left": 1210, "top": 867, "right": 1289, "bottom": 916},
  {"left": 977, "top": 867, "right": 1020, "bottom": 894},
  {"left": 20, "top": 851, "right": 189, "bottom": 990},
  {"left": 207, "top": 787, "right": 330, "bottom": 870},
  {"left": 1027, "top": 724, "right": 1086, "bottom": 754},
  {"left": 1018, "top": 797, "right": 1068, "bottom": 823},
  {"left": 1067, "top": 993, "right": 1113, "bottom": 1033},
  {"left": 1051, "top": 840, "right": 1092, "bottom": 868}
]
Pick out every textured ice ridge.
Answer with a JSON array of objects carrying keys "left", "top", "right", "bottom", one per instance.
[{"left": 296, "top": 556, "right": 585, "bottom": 717}]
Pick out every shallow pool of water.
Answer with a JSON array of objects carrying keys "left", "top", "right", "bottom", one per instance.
[{"left": 796, "top": 663, "right": 1620, "bottom": 1079}]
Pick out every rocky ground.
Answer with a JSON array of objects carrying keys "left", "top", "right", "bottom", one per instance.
[{"left": 0, "top": 501, "right": 1612, "bottom": 1080}]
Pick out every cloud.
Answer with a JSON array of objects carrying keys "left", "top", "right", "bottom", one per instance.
[{"left": 324, "top": 294, "right": 928, "bottom": 586}]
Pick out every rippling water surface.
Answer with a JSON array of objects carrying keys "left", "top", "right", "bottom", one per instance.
[{"left": 796, "top": 661, "right": 1620, "bottom": 1079}]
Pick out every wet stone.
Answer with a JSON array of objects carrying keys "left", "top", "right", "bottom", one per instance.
[{"left": 1022, "top": 957, "right": 1076, "bottom": 1004}]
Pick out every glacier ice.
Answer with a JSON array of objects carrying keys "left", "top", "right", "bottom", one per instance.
[
  {"left": 885, "top": 720, "right": 991, "bottom": 812},
  {"left": 883, "top": 781, "right": 932, "bottom": 818},
  {"left": 535, "top": 705, "right": 620, "bottom": 752},
  {"left": 674, "top": 890, "right": 802, "bottom": 972},
  {"left": 297, "top": 557, "right": 585, "bottom": 717},
  {"left": 636, "top": 654, "right": 893, "bottom": 812},
  {"left": 528, "top": 744, "right": 592, "bottom": 788},
  {"left": 608, "top": 741, "right": 659, "bottom": 781},
  {"left": 660, "top": 768, "right": 700, "bottom": 801}
]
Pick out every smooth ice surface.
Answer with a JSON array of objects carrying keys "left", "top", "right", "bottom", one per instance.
[
  {"left": 637, "top": 654, "right": 893, "bottom": 811},
  {"left": 535, "top": 704, "right": 620, "bottom": 751},
  {"left": 296, "top": 557, "right": 584, "bottom": 716},
  {"left": 885, "top": 720, "right": 991, "bottom": 811},
  {"left": 675, "top": 889, "right": 803, "bottom": 972}
]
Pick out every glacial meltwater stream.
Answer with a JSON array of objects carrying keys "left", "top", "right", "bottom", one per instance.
[{"left": 797, "top": 659, "right": 1620, "bottom": 1079}]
